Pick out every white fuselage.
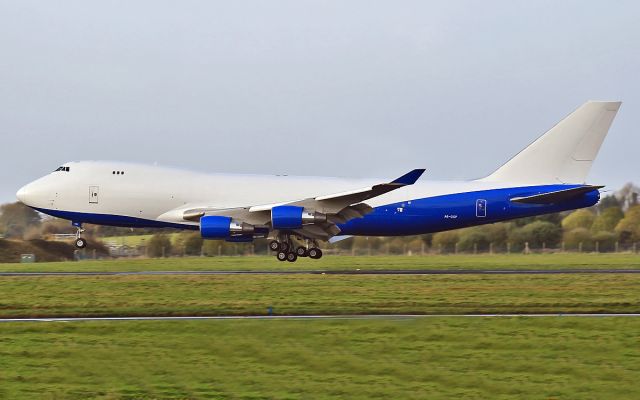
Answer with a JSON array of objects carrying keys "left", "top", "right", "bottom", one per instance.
[{"left": 17, "top": 161, "right": 506, "bottom": 228}]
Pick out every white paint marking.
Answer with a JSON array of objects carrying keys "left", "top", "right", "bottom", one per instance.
[{"left": 2, "top": 314, "right": 640, "bottom": 323}]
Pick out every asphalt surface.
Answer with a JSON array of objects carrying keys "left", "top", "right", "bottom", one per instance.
[
  {"left": 2, "top": 314, "right": 640, "bottom": 323},
  {"left": 1, "top": 269, "right": 640, "bottom": 276}
]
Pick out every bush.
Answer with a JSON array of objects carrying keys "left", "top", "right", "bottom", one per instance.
[
  {"left": 509, "top": 221, "right": 562, "bottom": 251},
  {"left": 562, "top": 209, "right": 595, "bottom": 231},
  {"left": 615, "top": 205, "right": 640, "bottom": 244},
  {"left": 457, "top": 228, "right": 489, "bottom": 253},
  {"left": 591, "top": 207, "right": 624, "bottom": 233},
  {"left": 432, "top": 231, "right": 459, "bottom": 253},
  {"left": 483, "top": 223, "right": 509, "bottom": 248},
  {"left": 591, "top": 231, "right": 617, "bottom": 252},
  {"left": 563, "top": 228, "right": 593, "bottom": 251},
  {"left": 148, "top": 234, "right": 172, "bottom": 257},
  {"left": 184, "top": 233, "right": 204, "bottom": 256}
]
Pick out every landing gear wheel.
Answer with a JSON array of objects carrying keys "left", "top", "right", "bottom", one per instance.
[
  {"left": 296, "top": 247, "right": 308, "bottom": 257},
  {"left": 279, "top": 242, "right": 290, "bottom": 252},
  {"left": 276, "top": 251, "right": 288, "bottom": 261},
  {"left": 308, "top": 248, "right": 322, "bottom": 259},
  {"left": 72, "top": 222, "right": 86, "bottom": 249},
  {"left": 286, "top": 252, "right": 298, "bottom": 262},
  {"left": 269, "top": 240, "right": 280, "bottom": 252}
]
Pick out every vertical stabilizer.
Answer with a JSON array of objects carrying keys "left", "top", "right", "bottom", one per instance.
[{"left": 483, "top": 101, "right": 621, "bottom": 184}]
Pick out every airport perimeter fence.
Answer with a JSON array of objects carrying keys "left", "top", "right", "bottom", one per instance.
[
  {"left": 93, "top": 239, "right": 640, "bottom": 259},
  {"left": 326, "top": 241, "right": 640, "bottom": 256}
]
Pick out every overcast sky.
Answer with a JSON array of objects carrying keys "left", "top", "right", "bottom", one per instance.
[{"left": 1, "top": 1, "right": 638, "bottom": 202}]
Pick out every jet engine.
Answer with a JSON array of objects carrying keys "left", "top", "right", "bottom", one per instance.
[
  {"left": 200, "top": 216, "right": 255, "bottom": 239},
  {"left": 271, "top": 205, "right": 327, "bottom": 229}
]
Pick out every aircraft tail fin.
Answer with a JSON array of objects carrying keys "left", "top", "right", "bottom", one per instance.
[{"left": 482, "top": 101, "right": 621, "bottom": 185}]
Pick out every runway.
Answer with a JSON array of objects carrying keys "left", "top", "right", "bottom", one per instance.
[
  {"left": 1, "top": 268, "right": 640, "bottom": 277},
  {"left": 2, "top": 313, "right": 640, "bottom": 323}
]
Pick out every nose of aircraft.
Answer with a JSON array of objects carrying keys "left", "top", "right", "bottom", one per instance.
[
  {"left": 16, "top": 183, "right": 33, "bottom": 205},
  {"left": 16, "top": 175, "right": 57, "bottom": 209}
]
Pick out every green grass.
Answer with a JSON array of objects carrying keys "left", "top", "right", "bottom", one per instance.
[
  {"left": 1, "top": 318, "right": 639, "bottom": 399},
  {"left": 2, "top": 256, "right": 640, "bottom": 398},
  {"left": 1, "top": 253, "right": 640, "bottom": 272},
  {"left": 1, "top": 273, "right": 639, "bottom": 318}
]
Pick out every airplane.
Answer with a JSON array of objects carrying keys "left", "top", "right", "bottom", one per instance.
[{"left": 16, "top": 101, "right": 620, "bottom": 262}]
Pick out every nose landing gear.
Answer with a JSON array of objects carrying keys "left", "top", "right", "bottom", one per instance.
[
  {"left": 75, "top": 237, "right": 87, "bottom": 249},
  {"left": 73, "top": 222, "right": 87, "bottom": 249}
]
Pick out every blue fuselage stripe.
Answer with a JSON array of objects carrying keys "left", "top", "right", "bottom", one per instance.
[{"left": 339, "top": 185, "right": 599, "bottom": 236}]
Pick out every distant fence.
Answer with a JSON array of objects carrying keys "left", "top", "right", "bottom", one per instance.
[
  {"left": 335, "top": 241, "right": 639, "bottom": 256},
  {"left": 99, "top": 240, "right": 640, "bottom": 259}
]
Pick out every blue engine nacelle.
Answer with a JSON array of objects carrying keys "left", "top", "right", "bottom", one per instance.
[
  {"left": 271, "top": 205, "right": 327, "bottom": 230},
  {"left": 200, "top": 216, "right": 255, "bottom": 239}
]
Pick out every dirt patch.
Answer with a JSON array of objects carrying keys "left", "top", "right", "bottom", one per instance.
[{"left": 0, "top": 239, "right": 108, "bottom": 262}]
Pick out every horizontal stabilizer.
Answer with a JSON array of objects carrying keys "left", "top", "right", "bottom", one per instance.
[{"left": 510, "top": 185, "right": 603, "bottom": 204}]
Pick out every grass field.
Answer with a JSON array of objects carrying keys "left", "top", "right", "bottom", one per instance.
[
  {"left": 2, "top": 255, "right": 640, "bottom": 399},
  {"left": 1, "top": 317, "right": 639, "bottom": 399},
  {"left": 1, "top": 253, "right": 640, "bottom": 272},
  {"left": 1, "top": 270, "right": 640, "bottom": 318}
]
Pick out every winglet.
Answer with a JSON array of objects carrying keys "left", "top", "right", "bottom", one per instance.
[{"left": 391, "top": 169, "right": 426, "bottom": 185}]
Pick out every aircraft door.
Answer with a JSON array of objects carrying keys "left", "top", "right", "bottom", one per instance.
[
  {"left": 89, "top": 186, "right": 99, "bottom": 204},
  {"left": 476, "top": 199, "right": 487, "bottom": 218}
]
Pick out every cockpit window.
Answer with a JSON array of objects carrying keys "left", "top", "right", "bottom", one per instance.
[{"left": 54, "top": 166, "right": 70, "bottom": 172}]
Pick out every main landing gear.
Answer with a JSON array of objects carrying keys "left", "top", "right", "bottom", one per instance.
[
  {"left": 73, "top": 222, "right": 87, "bottom": 249},
  {"left": 269, "top": 237, "right": 323, "bottom": 262}
]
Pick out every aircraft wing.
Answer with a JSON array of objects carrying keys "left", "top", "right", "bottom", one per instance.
[
  {"left": 248, "top": 168, "right": 425, "bottom": 214},
  {"left": 175, "top": 169, "right": 426, "bottom": 240}
]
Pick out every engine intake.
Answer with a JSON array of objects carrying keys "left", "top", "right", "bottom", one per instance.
[
  {"left": 271, "top": 205, "right": 327, "bottom": 229},
  {"left": 200, "top": 216, "right": 255, "bottom": 239}
]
